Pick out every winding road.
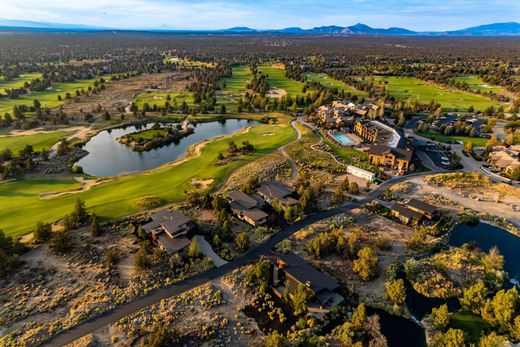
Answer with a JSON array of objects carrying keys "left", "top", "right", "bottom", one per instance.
[{"left": 41, "top": 169, "right": 442, "bottom": 347}]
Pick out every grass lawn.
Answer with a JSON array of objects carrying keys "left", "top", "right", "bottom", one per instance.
[
  {"left": 126, "top": 128, "right": 167, "bottom": 140},
  {"left": 0, "top": 73, "right": 43, "bottom": 94},
  {"left": 258, "top": 64, "right": 307, "bottom": 96},
  {"left": 303, "top": 72, "right": 367, "bottom": 97},
  {"left": 416, "top": 130, "right": 489, "bottom": 147},
  {"left": 453, "top": 75, "right": 506, "bottom": 94},
  {"left": 449, "top": 311, "right": 489, "bottom": 344},
  {"left": 0, "top": 130, "right": 71, "bottom": 153},
  {"left": 322, "top": 137, "right": 376, "bottom": 172},
  {"left": 372, "top": 76, "right": 502, "bottom": 112},
  {"left": 0, "top": 121, "right": 296, "bottom": 237},
  {"left": 134, "top": 91, "right": 196, "bottom": 109},
  {"left": 221, "top": 66, "right": 252, "bottom": 94},
  {"left": 0, "top": 79, "right": 98, "bottom": 115}
]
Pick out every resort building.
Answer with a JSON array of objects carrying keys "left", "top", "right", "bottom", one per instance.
[
  {"left": 227, "top": 191, "right": 268, "bottom": 226},
  {"left": 368, "top": 144, "right": 413, "bottom": 174},
  {"left": 257, "top": 181, "right": 298, "bottom": 209},
  {"left": 354, "top": 121, "right": 379, "bottom": 143},
  {"left": 267, "top": 252, "right": 344, "bottom": 317},
  {"left": 143, "top": 210, "right": 193, "bottom": 254}
]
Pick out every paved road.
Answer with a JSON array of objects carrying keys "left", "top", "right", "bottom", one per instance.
[{"left": 42, "top": 170, "right": 441, "bottom": 347}]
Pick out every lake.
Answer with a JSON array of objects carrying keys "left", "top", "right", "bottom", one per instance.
[
  {"left": 76, "top": 119, "right": 261, "bottom": 176},
  {"left": 367, "top": 307, "right": 426, "bottom": 347}
]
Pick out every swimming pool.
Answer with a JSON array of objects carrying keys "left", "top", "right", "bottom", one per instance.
[{"left": 332, "top": 132, "right": 353, "bottom": 145}]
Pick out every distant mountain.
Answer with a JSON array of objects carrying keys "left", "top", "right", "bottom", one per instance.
[
  {"left": 2, "top": 18, "right": 520, "bottom": 36},
  {"left": 0, "top": 19, "right": 107, "bottom": 31},
  {"left": 446, "top": 22, "right": 520, "bottom": 36}
]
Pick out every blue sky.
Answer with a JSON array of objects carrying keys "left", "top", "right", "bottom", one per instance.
[{"left": 0, "top": 0, "right": 518, "bottom": 31}]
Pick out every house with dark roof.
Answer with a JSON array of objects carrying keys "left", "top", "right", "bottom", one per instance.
[
  {"left": 267, "top": 252, "right": 344, "bottom": 317},
  {"left": 406, "top": 198, "right": 437, "bottom": 220},
  {"left": 257, "top": 181, "right": 298, "bottom": 209},
  {"left": 368, "top": 144, "right": 413, "bottom": 174},
  {"left": 227, "top": 191, "right": 268, "bottom": 226},
  {"left": 142, "top": 210, "right": 193, "bottom": 254},
  {"left": 390, "top": 198, "right": 437, "bottom": 225}
]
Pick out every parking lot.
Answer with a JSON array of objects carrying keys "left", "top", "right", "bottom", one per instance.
[{"left": 420, "top": 142, "right": 454, "bottom": 169}]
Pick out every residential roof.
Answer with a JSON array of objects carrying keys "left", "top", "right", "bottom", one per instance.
[
  {"left": 242, "top": 207, "right": 269, "bottom": 222},
  {"left": 391, "top": 202, "right": 424, "bottom": 221},
  {"left": 157, "top": 235, "right": 191, "bottom": 254},
  {"left": 257, "top": 181, "right": 296, "bottom": 203},
  {"left": 369, "top": 144, "right": 413, "bottom": 162},
  {"left": 407, "top": 198, "right": 437, "bottom": 215},
  {"left": 228, "top": 191, "right": 259, "bottom": 210},
  {"left": 268, "top": 252, "right": 339, "bottom": 294},
  {"left": 143, "top": 210, "right": 191, "bottom": 235}
]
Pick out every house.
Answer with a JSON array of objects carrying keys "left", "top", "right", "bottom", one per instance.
[
  {"left": 487, "top": 149, "right": 520, "bottom": 177},
  {"left": 390, "top": 199, "right": 437, "bottom": 225},
  {"left": 142, "top": 210, "right": 193, "bottom": 254},
  {"left": 390, "top": 202, "right": 425, "bottom": 225},
  {"left": 407, "top": 198, "right": 437, "bottom": 220},
  {"left": 267, "top": 252, "right": 344, "bottom": 316},
  {"left": 257, "top": 181, "right": 298, "bottom": 208},
  {"left": 227, "top": 191, "right": 268, "bottom": 226},
  {"left": 368, "top": 144, "right": 413, "bottom": 174}
]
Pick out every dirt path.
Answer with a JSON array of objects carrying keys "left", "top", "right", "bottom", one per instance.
[
  {"left": 279, "top": 120, "right": 302, "bottom": 182},
  {"left": 193, "top": 235, "right": 228, "bottom": 267}
]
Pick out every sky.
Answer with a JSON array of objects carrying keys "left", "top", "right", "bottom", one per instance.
[{"left": 0, "top": 0, "right": 519, "bottom": 31}]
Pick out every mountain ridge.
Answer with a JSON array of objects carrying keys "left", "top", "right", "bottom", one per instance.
[{"left": 1, "top": 19, "right": 520, "bottom": 36}]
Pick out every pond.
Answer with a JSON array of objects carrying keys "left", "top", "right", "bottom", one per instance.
[
  {"left": 449, "top": 222, "right": 520, "bottom": 284},
  {"left": 367, "top": 307, "right": 426, "bottom": 347},
  {"left": 76, "top": 119, "right": 261, "bottom": 176}
]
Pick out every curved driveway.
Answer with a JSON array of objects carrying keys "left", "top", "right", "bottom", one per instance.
[{"left": 42, "top": 169, "right": 442, "bottom": 347}]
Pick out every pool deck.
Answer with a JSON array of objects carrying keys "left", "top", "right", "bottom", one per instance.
[{"left": 327, "top": 130, "right": 361, "bottom": 146}]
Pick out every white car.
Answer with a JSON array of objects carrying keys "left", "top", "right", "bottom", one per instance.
[
  {"left": 441, "top": 161, "right": 450, "bottom": 166},
  {"left": 441, "top": 156, "right": 449, "bottom": 161}
]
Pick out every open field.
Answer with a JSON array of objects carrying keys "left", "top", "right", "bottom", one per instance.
[
  {"left": 416, "top": 130, "right": 489, "bottom": 146},
  {"left": 0, "top": 119, "right": 296, "bottom": 237},
  {"left": 322, "top": 137, "right": 376, "bottom": 172},
  {"left": 0, "top": 130, "right": 71, "bottom": 153},
  {"left": 134, "top": 91, "right": 196, "bottom": 109},
  {"left": 452, "top": 75, "right": 506, "bottom": 94},
  {"left": 0, "top": 79, "right": 98, "bottom": 115},
  {"left": 258, "top": 64, "right": 307, "bottom": 95},
  {"left": 63, "top": 72, "right": 189, "bottom": 115},
  {"left": 372, "top": 76, "right": 501, "bottom": 111},
  {"left": 303, "top": 72, "right": 367, "bottom": 96},
  {"left": 0, "top": 73, "right": 43, "bottom": 94}
]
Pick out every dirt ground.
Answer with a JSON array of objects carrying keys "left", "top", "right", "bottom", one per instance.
[
  {"left": 72, "top": 271, "right": 263, "bottom": 347},
  {"left": 61, "top": 72, "right": 190, "bottom": 116},
  {"left": 403, "top": 176, "right": 520, "bottom": 228}
]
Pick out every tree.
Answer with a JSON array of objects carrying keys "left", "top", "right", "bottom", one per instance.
[
  {"left": 481, "top": 287, "right": 518, "bottom": 329},
  {"left": 265, "top": 330, "right": 288, "bottom": 347},
  {"left": 348, "top": 182, "right": 360, "bottom": 195},
  {"left": 235, "top": 232, "right": 249, "bottom": 253},
  {"left": 431, "top": 304, "right": 450, "bottom": 331},
  {"left": 245, "top": 258, "right": 272, "bottom": 292},
  {"left": 72, "top": 198, "right": 89, "bottom": 226},
  {"left": 133, "top": 248, "right": 150, "bottom": 269},
  {"left": 188, "top": 238, "right": 201, "bottom": 258},
  {"left": 50, "top": 230, "right": 72, "bottom": 254},
  {"left": 90, "top": 214, "right": 102, "bottom": 237},
  {"left": 353, "top": 247, "right": 379, "bottom": 281},
  {"left": 33, "top": 221, "right": 52, "bottom": 243},
  {"left": 479, "top": 332, "right": 507, "bottom": 347},
  {"left": 464, "top": 140, "right": 473, "bottom": 153},
  {"left": 433, "top": 328, "right": 466, "bottom": 347},
  {"left": 386, "top": 278, "right": 406, "bottom": 306},
  {"left": 333, "top": 185, "right": 345, "bottom": 204},
  {"left": 292, "top": 283, "right": 311, "bottom": 316},
  {"left": 351, "top": 303, "right": 367, "bottom": 330},
  {"left": 460, "top": 281, "right": 487, "bottom": 314},
  {"left": 511, "top": 315, "right": 520, "bottom": 342},
  {"left": 509, "top": 165, "right": 520, "bottom": 181}
]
